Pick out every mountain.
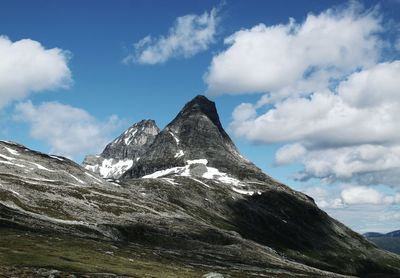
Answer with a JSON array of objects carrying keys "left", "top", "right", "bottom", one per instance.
[
  {"left": 123, "top": 95, "right": 269, "bottom": 181},
  {"left": 365, "top": 230, "right": 400, "bottom": 255},
  {"left": 1, "top": 95, "right": 400, "bottom": 277},
  {"left": 82, "top": 119, "right": 159, "bottom": 179},
  {"left": 0, "top": 140, "right": 346, "bottom": 277},
  {"left": 388, "top": 230, "right": 400, "bottom": 237}
]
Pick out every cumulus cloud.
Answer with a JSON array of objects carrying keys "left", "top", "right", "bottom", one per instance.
[
  {"left": 207, "top": 2, "right": 400, "bottom": 232},
  {"left": 301, "top": 184, "right": 400, "bottom": 232},
  {"left": 274, "top": 143, "right": 307, "bottom": 165},
  {"left": 124, "top": 8, "right": 218, "bottom": 64},
  {"left": 303, "top": 185, "right": 400, "bottom": 208},
  {"left": 205, "top": 3, "right": 381, "bottom": 97},
  {"left": 207, "top": 2, "right": 400, "bottom": 193},
  {"left": 295, "top": 145, "right": 400, "bottom": 184},
  {"left": 0, "top": 36, "right": 71, "bottom": 108},
  {"left": 338, "top": 61, "right": 400, "bottom": 107},
  {"left": 302, "top": 186, "right": 344, "bottom": 209},
  {"left": 341, "top": 186, "right": 400, "bottom": 205},
  {"left": 231, "top": 62, "right": 400, "bottom": 147},
  {"left": 231, "top": 61, "right": 400, "bottom": 185},
  {"left": 14, "top": 101, "right": 121, "bottom": 159}
]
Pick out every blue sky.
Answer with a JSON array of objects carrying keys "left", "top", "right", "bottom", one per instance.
[{"left": 1, "top": 0, "right": 399, "bottom": 233}]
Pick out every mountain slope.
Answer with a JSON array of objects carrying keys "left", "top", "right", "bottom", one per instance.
[
  {"left": 1, "top": 95, "right": 400, "bottom": 277},
  {"left": 0, "top": 141, "right": 351, "bottom": 277}
]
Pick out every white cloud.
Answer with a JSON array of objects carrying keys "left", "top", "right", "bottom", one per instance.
[
  {"left": 14, "top": 101, "right": 121, "bottom": 159},
  {"left": 303, "top": 184, "right": 400, "bottom": 207},
  {"left": 205, "top": 3, "right": 381, "bottom": 97},
  {"left": 124, "top": 8, "right": 218, "bottom": 64},
  {"left": 302, "top": 186, "right": 344, "bottom": 209},
  {"left": 281, "top": 144, "right": 400, "bottom": 185},
  {"left": 210, "top": 2, "right": 400, "bottom": 233},
  {"left": 230, "top": 61, "right": 400, "bottom": 185},
  {"left": 379, "top": 211, "right": 400, "bottom": 222},
  {"left": 274, "top": 143, "right": 306, "bottom": 165},
  {"left": 339, "top": 61, "right": 400, "bottom": 107},
  {"left": 325, "top": 203, "right": 400, "bottom": 234},
  {"left": 232, "top": 103, "right": 257, "bottom": 122},
  {"left": 341, "top": 186, "right": 393, "bottom": 205},
  {"left": 0, "top": 36, "right": 71, "bottom": 108},
  {"left": 212, "top": 3, "right": 400, "bottom": 191},
  {"left": 302, "top": 145, "right": 400, "bottom": 183},
  {"left": 301, "top": 184, "right": 400, "bottom": 233}
]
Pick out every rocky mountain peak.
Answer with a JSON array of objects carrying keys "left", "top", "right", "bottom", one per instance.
[
  {"left": 171, "top": 95, "right": 223, "bottom": 130},
  {"left": 122, "top": 95, "right": 268, "bottom": 181},
  {"left": 102, "top": 119, "right": 159, "bottom": 159},
  {"left": 82, "top": 119, "right": 159, "bottom": 179},
  {"left": 168, "top": 95, "right": 234, "bottom": 144}
]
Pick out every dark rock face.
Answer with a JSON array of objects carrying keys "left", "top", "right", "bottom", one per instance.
[
  {"left": 229, "top": 191, "right": 396, "bottom": 275},
  {"left": 82, "top": 119, "right": 159, "bottom": 178},
  {"left": 123, "top": 95, "right": 268, "bottom": 181}
]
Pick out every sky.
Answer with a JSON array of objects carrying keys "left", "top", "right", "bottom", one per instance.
[{"left": 0, "top": 0, "right": 399, "bottom": 233}]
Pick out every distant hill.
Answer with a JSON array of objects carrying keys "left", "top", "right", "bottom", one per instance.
[{"left": 364, "top": 230, "right": 400, "bottom": 254}]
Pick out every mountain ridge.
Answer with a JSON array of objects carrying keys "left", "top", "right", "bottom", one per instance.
[
  {"left": 122, "top": 95, "right": 268, "bottom": 181},
  {"left": 0, "top": 95, "right": 400, "bottom": 277},
  {"left": 82, "top": 119, "right": 159, "bottom": 179},
  {"left": 364, "top": 230, "right": 400, "bottom": 255}
]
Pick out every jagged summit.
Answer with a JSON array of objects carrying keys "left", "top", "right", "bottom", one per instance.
[
  {"left": 102, "top": 119, "right": 159, "bottom": 160},
  {"left": 169, "top": 95, "right": 225, "bottom": 135},
  {"left": 82, "top": 119, "right": 159, "bottom": 179},
  {"left": 122, "top": 95, "right": 268, "bottom": 181}
]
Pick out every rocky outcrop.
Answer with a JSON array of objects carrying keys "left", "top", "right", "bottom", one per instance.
[
  {"left": 82, "top": 119, "right": 159, "bottom": 179},
  {"left": 102, "top": 119, "right": 159, "bottom": 160}
]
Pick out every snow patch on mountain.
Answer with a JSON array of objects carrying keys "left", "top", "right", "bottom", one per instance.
[
  {"left": 190, "top": 177, "right": 210, "bottom": 188},
  {"left": 231, "top": 187, "right": 262, "bottom": 196},
  {"left": 83, "top": 119, "right": 160, "bottom": 179},
  {"left": 169, "top": 131, "right": 180, "bottom": 144},
  {"left": 187, "top": 159, "right": 207, "bottom": 165},
  {"left": 0, "top": 153, "right": 14, "bottom": 161},
  {"left": 5, "top": 147, "right": 19, "bottom": 156},
  {"left": 123, "top": 128, "right": 138, "bottom": 145},
  {"left": 66, "top": 172, "right": 86, "bottom": 185},
  {"left": 142, "top": 159, "right": 242, "bottom": 186},
  {"left": 162, "top": 177, "right": 179, "bottom": 185},
  {"left": 29, "top": 162, "right": 54, "bottom": 172},
  {"left": 84, "top": 158, "right": 134, "bottom": 179},
  {"left": 0, "top": 160, "right": 26, "bottom": 168},
  {"left": 174, "top": 150, "right": 184, "bottom": 158},
  {"left": 49, "top": 155, "right": 64, "bottom": 161}
]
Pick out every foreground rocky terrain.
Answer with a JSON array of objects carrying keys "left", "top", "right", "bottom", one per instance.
[{"left": 1, "top": 96, "right": 400, "bottom": 277}]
